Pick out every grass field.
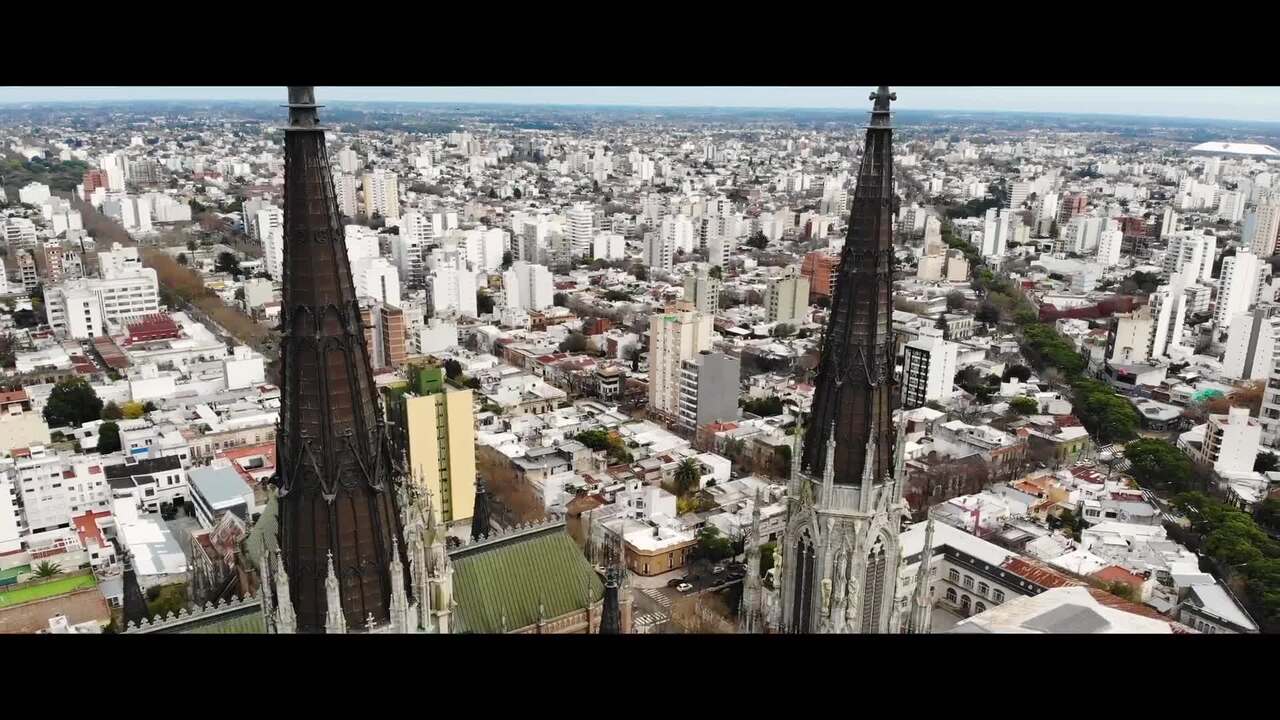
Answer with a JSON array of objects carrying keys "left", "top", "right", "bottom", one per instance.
[{"left": 0, "top": 573, "right": 97, "bottom": 608}]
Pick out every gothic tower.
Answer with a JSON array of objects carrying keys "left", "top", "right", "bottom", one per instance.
[
  {"left": 272, "top": 86, "right": 407, "bottom": 632},
  {"left": 775, "top": 87, "right": 909, "bottom": 634}
]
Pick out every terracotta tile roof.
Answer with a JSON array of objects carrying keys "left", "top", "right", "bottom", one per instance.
[
  {"left": 1092, "top": 565, "right": 1145, "bottom": 589},
  {"left": 1085, "top": 587, "right": 1193, "bottom": 632},
  {"left": 0, "top": 390, "right": 30, "bottom": 404},
  {"left": 1001, "top": 556, "right": 1080, "bottom": 589}
]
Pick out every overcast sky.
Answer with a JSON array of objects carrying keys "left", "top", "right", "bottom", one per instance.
[{"left": 1, "top": 86, "right": 1277, "bottom": 122}]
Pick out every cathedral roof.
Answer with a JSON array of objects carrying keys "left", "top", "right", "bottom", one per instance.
[{"left": 451, "top": 524, "right": 602, "bottom": 633}]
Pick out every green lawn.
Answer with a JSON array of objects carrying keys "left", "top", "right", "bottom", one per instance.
[{"left": 0, "top": 573, "right": 97, "bottom": 608}]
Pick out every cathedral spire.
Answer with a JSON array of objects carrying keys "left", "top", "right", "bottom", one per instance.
[
  {"left": 470, "top": 477, "right": 492, "bottom": 541},
  {"left": 275, "top": 86, "right": 404, "bottom": 632},
  {"left": 273, "top": 550, "right": 297, "bottom": 635},
  {"left": 323, "top": 551, "right": 346, "bottom": 634},
  {"left": 909, "top": 513, "right": 936, "bottom": 634},
  {"left": 599, "top": 567, "right": 621, "bottom": 634},
  {"left": 801, "top": 85, "right": 897, "bottom": 485}
]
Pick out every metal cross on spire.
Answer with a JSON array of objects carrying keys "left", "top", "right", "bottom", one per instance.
[{"left": 870, "top": 86, "right": 896, "bottom": 110}]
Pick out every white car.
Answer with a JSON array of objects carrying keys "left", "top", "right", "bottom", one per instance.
[{"left": 675, "top": 582, "right": 694, "bottom": 593}]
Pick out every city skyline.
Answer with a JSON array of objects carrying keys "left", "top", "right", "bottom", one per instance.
[{"left": 1, "top": 86, "right": 1279, "bottom": 123}]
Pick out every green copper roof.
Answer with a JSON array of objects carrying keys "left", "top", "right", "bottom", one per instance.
[
  {"left": 157, "top": 608, "right": 266, "bottom": 634},
  {"left": 242, "top": 493, "right": 279, "bottom": 571},
  {"left": 451, "top": 527, "right": 602, "bottom": 634}
]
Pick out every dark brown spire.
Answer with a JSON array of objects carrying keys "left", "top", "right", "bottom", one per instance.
[
  {"left": 470, "top": 478, "right": 491, "bottom": 541},
  {"left": 801, "top": 86, "right": 898, "bottom": 484},
  {"left": 275, "top": 86, "right": 404, "bottom": 632},
  {"left": 598, "top": 568, "right": 621, "bottom": 634}
]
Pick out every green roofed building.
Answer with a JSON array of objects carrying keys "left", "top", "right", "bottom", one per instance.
[{"left": 451, "top": 521, "right": 615, "bottom": 634}]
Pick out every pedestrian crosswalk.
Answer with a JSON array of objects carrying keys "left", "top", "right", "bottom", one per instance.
[{"left": 641, "top": 587, "right": 672, "bottom": 608}]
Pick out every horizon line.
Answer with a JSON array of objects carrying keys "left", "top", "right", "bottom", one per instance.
[{"left": 0, "top": 98, "right": 1276, "bottom": 127}]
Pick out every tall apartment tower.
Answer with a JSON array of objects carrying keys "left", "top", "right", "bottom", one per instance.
[
  {"left": 1246, "top": 205, "right": 1280, "bottom": 257},
  {"left": 902, "top": 328, "right": 958, "bottom": 409},
  {"left": 362, "top": 169, "right": 400, "bottom": 220},
  {"left": 385, "top": 365, "right": 477, "bottom": 526},
  {"left": 567, "top": 203, "right": 594, "bottom": 259},
  {"left": 1215, "top": 249, "right": 1272, "bottom": 333},
  {"left": 647, "top": 302, "right": 714, "bottom": 424},
  {"left": 682, "top": 264, "right": 722, "bottom": 315},
  {"left": 767, "top": 266, "right": 810, "bottom": 324}
]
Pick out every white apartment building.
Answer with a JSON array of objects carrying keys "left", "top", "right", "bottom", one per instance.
[
  {"left": 1096, "top": 229, "right": 1124, "bottom": 267},
  {"left": 767, "top": 267, "right": 810, "bottom": 324},
  {"left": 681, "top": 264, "right": 722, "bottom": 316},
  {"left": 427, "top": 256, "right": 478, "bottom": 319},
  {"left": 648, "top": 303, "right": 714, "bottom": 423},
  {"left": 394, "top": 212, "right": 434, "bottom": 286},
  {"left": 362, "top": 170, "right": 400, "bottom": 220},
  {"left": 1222, "top": 304, "right": 1280, "bottom": 381},
  {"left": 1215, "top": 250, "right": 1271, "bottom": 333},
  {"left": 334, "top": 172, "right": 358, "bottom": 218},
  {"left": 1198, "top": 407, "right": 1261, "bottom": 475},
  {"left": 464, "top": 227, "right": 506, "bottom": 272},
  {"left": 502, "top": 261, "right": 553, "bottom": 312},
  {"left": 97, "top": 243, "right": 142, "bottom": 279},
  {"left": 337, "top": 148, "right": 360, "bottom": 174},
  {"left": 981, "top": 208, "right": 1009, "bottom": 258},
  {"left": 593, "top": 232, "right": 625, "bottom": 261},
  {"left": 45, "top": 269, "right": 160, "bottom": 339},
  {"left": 646, "top": 229, "right": 674, "bottom": 272},
  {"left": 1107, "top": 306, "right": 1154, "bottom": 365},
  {"left": 3, "top": 217, "right": 38, "bottom": 250},
  {"left": 1245, "top": 205, "right": 1280, "bottom": 257},
  {"left": 1218, "top": 190, "right": 1246, "bottom": 224},
  {"left": 661, "top": 214, "right": 695, "bottom": 255},
  {"left": 902, "top": 329, "right": 958, "bottom": 409},
  {"left": 567, "top": 203, "right": 594, "bottom": 258},
  {"left": 352, "top": 257, "right": 400, "bottom": 307},
  {"left": 12, "top": 448, "right": 112, "bottom": 536},
  {"left": 18, "top": 182, "right": 52, "bottom": 205},
  {"left": 1163, "top": 232, "right": 1216, "bottom": 283}
]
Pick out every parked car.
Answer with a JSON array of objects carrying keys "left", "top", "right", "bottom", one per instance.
[
  {"left": 667, "top": 578, "right": 685, "bottom": 588},
  {"left": 713, "top": 565, "right": 725, "bottom": 574},
  {"left": 676, "top": 582, "right": 694, "bottom": 593}
]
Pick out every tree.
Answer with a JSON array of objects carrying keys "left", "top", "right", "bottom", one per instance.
[
  {"left": 946, "top": 291, "right": 967, "bottom": 311},
  {"left": 501, "top": 251, "right": 513, "bottom": 270},
  {"left": 1002, "top": 364, "right": 1032, "bottom": 382},
  {"left": 143, "top": 401, "right": 158, "bottom": 412},
  {"left": 553, "top": 292, "right": 569, "bottom": 308},
  {"left": 1073, "top": 379, "right": 1139, "bottom": 443},
  {"left": 1256, "top": 453, "right": 1280, "bottom": 474},
  {"left": 742, "top": 396, "right": 784, "bottom": 417},
  {"left": 465, "top": 377, "right": 482, "bottom": 390},
  {"left": 33, "top": 561, "right": 62, "bottom": 578},
  {"left": 709, "top": 265, "right": 723, "bottom": 280},
  {"left": 13, "top": 308, "right": 38, "bottom": 329},
  {"left": 630, "top": 265, "right": 649, "bottom": 281},
  {"left": 745, "top": 232, "right": 769, "bottom": 250},
  {"left": 443, "top": 359, "right": 463, "bottom": 380},
  {"left": 214, "top": 251, "right": 240, "bottom": 276},
  {"left": 558, "top": 332, "right": 588, "bottom": 353},
  {"left": 121, "top": 401, "right": 146, "bottom": 420},
  {"left": 694, "top": 526, "right": 735, "bottom": 563},
  {"left": 97, "top": 422, "right": 121, "bottom": 454},
  {"left": 674, "top": 457, "right": 701, "bottom": 497},
  {"left": 603, "top": 289, "right": 632, "bottom": 302},
  {"left": 43, "top": 377, "right": 104, "bottom": 428},
  {"left": 101, "top": 401, "right": 124, "bottom": 421},
  {"left": 770, "top": 323, "right": 795, "bottom": 338},
  {"left": 176, "top": 253, "right": 188, "bottom": 266},
  {"left": 0, "top": 334, "right": 15, "bottom": 369},
  {"left": 975, "top": 302, "right": 1001, "bottom": 324},
  {"left": 1009, "top": 396, "right": 1039, "bottom": 415},
  {"left": 1126, "top": 438, "right": 1194, "bottom": 492},
  {"left": 476, "top": 291, "right": 495, "bottom": 315}
]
